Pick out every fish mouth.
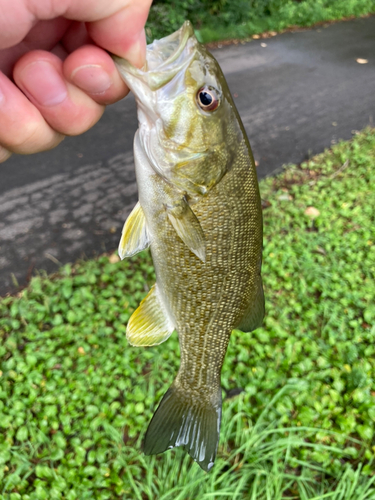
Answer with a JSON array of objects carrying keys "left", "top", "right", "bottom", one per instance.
[
  {"left": 112, "top": 21, "right": 197, "bottom": 91},
  {"left": 146, "top": 20, "right": 195, "bottom": 72}
]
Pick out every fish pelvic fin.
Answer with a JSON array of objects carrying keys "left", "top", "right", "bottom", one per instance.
[
  {"left": 143, "top": 384, "right": 222, "bottom": 472},
  {"left": 118, "top": 201, "right": 151, "bottom": 259},
  {"left": 127, "top": 284, "right": 175, "bottom": 346}
]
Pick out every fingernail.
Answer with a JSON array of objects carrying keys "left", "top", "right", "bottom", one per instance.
[
  {"left": 20, "top": 61, "right": 68, "bottom": 107},
  {"left": 71, "top": 65, "right": 112, "bottom": 94}
]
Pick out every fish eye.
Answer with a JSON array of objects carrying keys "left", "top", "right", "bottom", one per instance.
[{"left": 196, "top": 86, "right": 220, "bottom": 112}]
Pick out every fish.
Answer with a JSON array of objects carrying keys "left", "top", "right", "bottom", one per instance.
[{"left": 112, "top": 21, "right": 264, "bottom": 471}]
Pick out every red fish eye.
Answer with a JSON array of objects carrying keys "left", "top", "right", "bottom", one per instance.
[{"left": 197, "top": 87, "right": 219, "bottom": 111}]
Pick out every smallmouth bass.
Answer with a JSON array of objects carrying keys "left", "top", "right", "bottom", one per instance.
[{"left": 113, "top": 21, "right": 264, "bottom": 471}]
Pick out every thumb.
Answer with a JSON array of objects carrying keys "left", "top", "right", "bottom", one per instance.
[{"left": 87, "top": 0, "right": 152, "bottom": 67}]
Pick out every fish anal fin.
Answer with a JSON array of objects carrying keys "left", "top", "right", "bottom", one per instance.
[
  {"left": 127, "top": 284, "right": 174, "bottom": 346},
  {"left": 143, "top": 384, "right": 222, "bottom": 472},
  {"left": 236, "top": 276, "right": 265, "bottom": 332},
  {"left": 165, "top": 198, "right": 206, "bottom": 262},
  {"left": 119, "top": 201, "right": 151, "bottom": 259}
]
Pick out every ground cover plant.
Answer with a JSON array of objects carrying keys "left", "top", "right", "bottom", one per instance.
[
  {"left": 0, "top": 128, "right": 374, "bottom": 498},
  {"left": 146, "top": 0, "right": 375, "bottom": 43}
]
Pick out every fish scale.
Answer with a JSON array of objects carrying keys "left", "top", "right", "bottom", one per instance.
[{"left": 113, "top": 20, "right": 264, "bottom": 471}]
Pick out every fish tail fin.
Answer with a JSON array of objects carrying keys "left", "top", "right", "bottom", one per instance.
[{"left": 143, "top": 384, "right": 222, "bottom": 471}]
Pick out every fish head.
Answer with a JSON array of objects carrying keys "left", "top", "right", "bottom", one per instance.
[{"left": 113, "top": 21, "right": 243, "bottom": 198}]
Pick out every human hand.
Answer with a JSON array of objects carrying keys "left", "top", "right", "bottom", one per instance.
[{"left": 0, "top": 0, "right": 152, "bottom": 162}]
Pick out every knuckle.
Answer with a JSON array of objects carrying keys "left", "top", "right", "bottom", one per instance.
[
  {"left": 0, "top": 146, "right": 12, "bottom": 163},
  {"left": 44, "top": 133, "right": 65, "bottom": 151},
  {"left": 63, "top": 107, "right": 104, "bottom": 136},
  {"left": 3, "top": 120, "right": 61, "bottom": 154},
  {"left": 2, "top": 121, "right": 40, "bottom": 153},
  {"left": 7, "top": 120, "right": 43, "bottom": 152}
]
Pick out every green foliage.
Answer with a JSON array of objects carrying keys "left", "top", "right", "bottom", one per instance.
[
  {"left": 146, "top": 0, "right": 375, "bottom": 43},
  {"left": 0, "top": 128, "right": 375, "bottom": 497}
]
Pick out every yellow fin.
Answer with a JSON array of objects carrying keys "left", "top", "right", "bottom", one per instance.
[
  {"left": 118, "top": 202, "right": 150, "bottom": 259},
  {"left": 165, "top": 198, "right": 206, "bottom": 262},
  {"left": 127, "top": 285, "right": 174, "bottom": 346}
]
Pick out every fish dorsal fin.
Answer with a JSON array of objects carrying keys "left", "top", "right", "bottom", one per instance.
[
  {"left": 127, "top": 284, "right": 175, "bottom": 346},
  {"left": 165, "top": 198, "right": 206, "bottom": 262},
  {"left": 236, "top": 276, "right": 265, "bottom": 332},
  {"left": 118, "top": 202, "right": 151, "bottom": 259}
]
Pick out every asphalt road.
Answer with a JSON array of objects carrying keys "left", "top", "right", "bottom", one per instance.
[{"left": 1, "top": 16, "right": 374, "bottom": 295}]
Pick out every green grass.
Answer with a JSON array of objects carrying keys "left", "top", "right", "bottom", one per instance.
[
  {"left": 0, "top": 128, "right": 375, "bottom": 498},
  {"left": 146, "top": 0, "right": 375, "bottom": 44}
]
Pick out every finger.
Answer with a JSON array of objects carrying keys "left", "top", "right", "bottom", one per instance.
[
  {"left": 87, "top": 0, "right": 152, "bottom": 66},
  {"left": 0, "top": 18, "right": 72, "bottom": 77},
  {"left": 0, "top": 145, "right": 12, "bottom": 163},
  {"left": 0, "top": 71, "right": 63, "bottom": 154},
  {"left": 1, "top": 0, "right": 152, "bottom": 65},
  {"left": 13, "top": 50, "right": 105, "bottom": 136},
  {"left": 61, "top": 21, "right": 92, "bottom": 53},
  {"left": 0, "top": 4, "right": 72, "bottom": 50},
  {"left": 63, "top": 45, "right": 128, "bottom": 105}
]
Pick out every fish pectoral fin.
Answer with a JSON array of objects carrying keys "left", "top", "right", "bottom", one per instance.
[
  {"left": 118, "top": 201, "right": 151, "bottom": 259},
  {"left": 165, "top": 198, "right": 206, "bottom": 262},
  {"left": 127, "top": 284, "right": 174, "bottom": 346},
  {"left": 236, "top": 275, "right": 265, "bottom": 332}
]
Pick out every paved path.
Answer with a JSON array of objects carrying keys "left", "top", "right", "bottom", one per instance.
[{"left": 1, "top": 16, "right": 374, "bottom": 294}]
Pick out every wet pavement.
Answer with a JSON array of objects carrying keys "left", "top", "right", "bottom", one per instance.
[{"left": 1, "top": 16, "right": 374, "bottom": 294}]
